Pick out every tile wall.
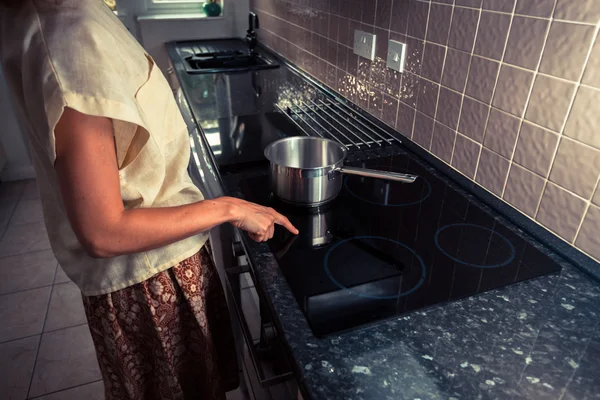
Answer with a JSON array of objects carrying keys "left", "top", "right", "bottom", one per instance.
[{"left": 251, "top": 0, "right": 600, "bottom": 263}]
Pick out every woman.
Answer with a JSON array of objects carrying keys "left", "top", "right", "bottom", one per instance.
[{"left": 0, "top": 0, "right": 298, "bottom": 399}]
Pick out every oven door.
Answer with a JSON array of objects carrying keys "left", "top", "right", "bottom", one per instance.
[{"left": 210, "top": 223, "right": 301, "bottom": 400}]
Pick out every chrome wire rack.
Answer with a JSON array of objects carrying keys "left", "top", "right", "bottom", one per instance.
[{"left": 276, "top": 98, "right": 401, "bottom": 150}]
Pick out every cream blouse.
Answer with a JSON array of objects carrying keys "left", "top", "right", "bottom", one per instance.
[{"left": 0, "top": 0, "right": 208, "bottom": 295}]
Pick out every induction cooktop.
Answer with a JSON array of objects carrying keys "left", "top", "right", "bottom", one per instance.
[{"left": 239, "top": 148, "right": 562, "bottom": 336}]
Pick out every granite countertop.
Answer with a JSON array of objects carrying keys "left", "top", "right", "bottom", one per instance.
[{"left": 168, "top": 41, "right": 600, "bottom": 400}]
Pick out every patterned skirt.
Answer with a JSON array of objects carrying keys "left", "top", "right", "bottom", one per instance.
[{"left": 82, "top": 242, "right": 239, "bottom": 400}]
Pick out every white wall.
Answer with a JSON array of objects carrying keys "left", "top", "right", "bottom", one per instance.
[
  {"left": 119, "top": 0, "right": 250, "bottom": 71},
  {"left": 0, "top": 67, "right": 35, "bottom": 181}
]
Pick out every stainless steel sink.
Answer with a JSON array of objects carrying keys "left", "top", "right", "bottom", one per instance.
[{"left": 181, "top": 47, "right": 279, "bottom": 74}]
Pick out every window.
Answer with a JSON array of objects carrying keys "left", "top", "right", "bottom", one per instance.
[{"left": 146, "top": 0, "right": 215, "bottom": 12}]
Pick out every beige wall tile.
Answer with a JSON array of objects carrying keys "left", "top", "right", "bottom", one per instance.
[
  {"left": 549, "top": 138, "right": 600, "bottom": 199},
  {"left": 525, "top": 74, "right": 576, "bottom": 132},
  {"left": 583, "top": 40, "right": 600, "bottom": 88},
  {"left": 593, "top": 185, "right": 600, "bottom": 207},
  {"left": 564, "top": 86, "right": 600, "bottom": 150},
  {"left": 475, "top": 148, "right": 510, "bottom": 196},
  {"left": 513, "top": 122, "right": 560, "bottom": 177},
  {"left": 575, "top": 205, "right": 600, "bottom": 261},
  {"left": 451, "top": 134, "right": 481, "bottom": 178},
  {"left": 483, "top": 108, "right": 521, "bottom": 158},
  {"left": 539, "top": 21, "right": 596, "bottom": 82},
  {"left": 504, "top": 16, "right": 550, "bottom": 71},
  {"left": 503, "top": 164, "right": 545, "bottom": 217},
  {"left": 492, "top": 64, "right": 534, "bottom": 117},
  {"left": 536, "top": 182, "right": 587, "bottom": 242},
  {"left": 554, "top": 0, "right": 600, "bottom": 24}
]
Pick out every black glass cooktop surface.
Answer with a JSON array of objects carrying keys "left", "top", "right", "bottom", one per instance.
[{"left": 239, "top": 149, "right": 562, "bottom": 336}]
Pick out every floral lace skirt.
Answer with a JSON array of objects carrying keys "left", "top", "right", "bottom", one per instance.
[{"left": 82, "top": 242, "right": 239, "bottom": 400}]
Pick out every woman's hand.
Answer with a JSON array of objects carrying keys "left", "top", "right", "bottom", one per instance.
[{"left": 218, "top": 197, "right": 299, "bottom": 242}]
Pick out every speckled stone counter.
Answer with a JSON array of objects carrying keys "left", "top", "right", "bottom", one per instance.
[{"left": 224, "top": 169, "right": 600, "bottom": 400}]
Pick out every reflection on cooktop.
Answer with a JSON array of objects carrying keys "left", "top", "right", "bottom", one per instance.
[{"left": 239, "top": 152, "right": 562, "bottom": 336}]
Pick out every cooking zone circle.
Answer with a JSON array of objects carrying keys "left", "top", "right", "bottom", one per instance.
[
  {"left": 324, "top": 236, "right": 426, "bottom": 300},
  {"left": 434, "top": 223, "right": 516, "bottom": 268},
  {"left": 344, "top": 166, "right": 431, "bottom": 207}
]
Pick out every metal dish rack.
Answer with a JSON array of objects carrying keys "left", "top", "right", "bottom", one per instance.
[{"left": 276, "top": 98, "right": 401, "bottom": 151}]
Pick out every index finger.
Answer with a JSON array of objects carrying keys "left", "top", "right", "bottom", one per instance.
[{"left": 273, "top": 212, "right": 299, "bottom": 235}]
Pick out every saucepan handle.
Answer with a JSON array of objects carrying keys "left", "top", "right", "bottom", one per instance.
[{"left": 337, "top": 166, "right": 418, "bottom": 184}]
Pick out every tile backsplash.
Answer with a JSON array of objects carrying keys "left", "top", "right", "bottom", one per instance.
[{"left": 251, "top": 0, "right": 600, "bottom": 263}]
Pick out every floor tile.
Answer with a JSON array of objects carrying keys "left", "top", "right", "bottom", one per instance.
[
  {"left": 0, "top": 287, "right": 51, "bottom": 343},
  {"left": 0, "top": 181, "right": 26, "bottom": 201},
  {"left": 0, "top": 335, "right": 39, "bottom": 400},
  {"left": 21, "top": 180, "right": 40, "bottom": 201},
  {"left": 0, "top": 250, "right": 57, "bottom": 295},
  {"left": 226, "top": 388, "right": 246, "bottom": 400},
  {"left": 0, "top": 222, "right": 51, "bottom": 258},
  {"left": 44, "top": 283, "right": 86, "bottom": 332},
  {"left": 33, "top": 380, "right": 104, "bottom": 400},
  {"left": 28, "top": 325, "right": 101, "bottom": 398},
  {"left": 53, "top": 267, "right": 71, "bottom": 284},
  {"left": 11, "top": 200, "right": 45, "bottom": 226}
]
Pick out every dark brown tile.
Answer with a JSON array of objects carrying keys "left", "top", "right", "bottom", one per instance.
[
  {"left": 564, "top": 86, "right": 600, "bottom": 150},
  {"left": 539, "top": 21, "right": 596, "bottom": 82},
  {"left": 475, "top": 148, "right": 510, "bottom": 196},
  {"left": 396, "top": 100, "right": 416, "bottom": 137},
  {"left": 426, "top": 3, "right": 453, "bottom": 46},
  {"left": 326, "top": 64, "right": 338, "bottom": 87},
  {"left": 503, "top": 16, "right": 550, "bottom": 70},
  {"left": 431, "top": 122, "right": 457, "bottom": 163},
  {"left": 326, "top": 39, "right": 338, "bottom": 65},
  {"left": 347, "top": 52, "right": 359, "bottom": 76},
  {"left": 382, "top": 94, "right": 399, "bottom": 127},
  {"left": 492, "top": 64, "right": 534, "bottom": 117},
  {"left": 441, "top": 48, "right": 470, "bottom": 93},
  {"left": 416, "top": 79, "right": 440, "bottom": 118},
  {"left": 413, "top": 111, "right": 435, "bottom": 149},
  {"left": 583, "top": 39, "right": 600, "bottom": 89},
  {"left": 407, "top": 0, "right": 430, "bottom": 40},
  {"left": 473, "top": 11, "right": 511, "bottom": 60},
  {"left": 456, "top": 0, "right": 482, "bottom": 7},
  {"left": 337, "top": 44, "right": 349, "bottom": 71},
  {"left": 459, "top": 96, "right": 489, "bottom": 142},
  {"left": 503, "top": 164, "right": 546, "bottom": 217},
  {"left": 385, "top": 69, "right": 402, "bottom": 97},
  {"left": 402, "top": 36, "right": 425, "bottom": 75},
  {"left": 338, "top": 17, "right": 352, "bottom": 47},
  {"left": 448, "top": 7, "right": 480, "bottom": 52},
  {"left": 465, "top": 56, "right": 500, "bottom": 104},
  {"left": 549, "top": 137, "right": 600, "bottom": 199},
  {"left": 554, "top": 0, "right": 600, "bottom": 24},
  {"left": 390, "top": 0, "right": 410, "bottom": 34},
  {"left": 375, "top": 0, "right": 393, "bottom": 29},
  {"left": 399, "top": 72, "right": 420, "bottom": 107},
  {"left": 436, "top": 87, "right": 462, "bottom": 130},
  {"left": 369, "top": 88, "right": 384, "bottom": 118},
  {"left": 421, "top": 43, "right": 446, "bottom": 83},
  {"left": 513, "top": 122, "right": 560, "bottom": 177},
  {"left": 515, "top": 0, "right": 556, "bottom": 17},
  {"left": 483, "top": 107, "right": 520, "bottom": 158},
  {"left": 374, "top": 28, "right": 390, "bottom": 61},
  {"left": 452, "top": 134, "right": 481, "bottom": 178},
  {"left": 329, "top": 15, "right": 340, "bottom": 42},
  {"left": 482, "top": 0, "right": 515, "bottom": 12},
  {"left": 362, "top": 0, "right": 377, "bottom": 25},
  {"left": 575, "top": 205, "right": 600, "bottom": 261},
  {"left": 525, "top": 74, "right": 576, "bottom": 132},
  {"left": 536, "top": 183, "right": 587, "bottom": 242}
]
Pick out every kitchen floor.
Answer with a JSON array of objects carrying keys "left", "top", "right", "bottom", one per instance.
[{"left": 0, "top": 179, "right": 244, "bottom": 400}]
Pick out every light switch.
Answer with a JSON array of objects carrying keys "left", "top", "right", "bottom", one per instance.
[
  {"left": 353, "top": 30, "right": 376, "bottom": 61},
  {"left": 387, "top": 40, "right": 406, "bottom": 73}
]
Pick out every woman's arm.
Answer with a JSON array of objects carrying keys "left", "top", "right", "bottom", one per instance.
[{"left": 54, "top": 107, "right": 297, "bottom": 258}]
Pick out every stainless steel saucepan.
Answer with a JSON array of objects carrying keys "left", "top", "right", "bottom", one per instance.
[{"left": 264, "top": 136, "right": 418, "bottom": 206}]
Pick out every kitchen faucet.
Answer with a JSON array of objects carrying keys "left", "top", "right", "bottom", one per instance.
[{"left": 246, "top": 12, "right": 259, "bottom": 56}]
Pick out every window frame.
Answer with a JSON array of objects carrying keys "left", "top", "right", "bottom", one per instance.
[{"left": 145, "top": 0, "right": 208, "bottom": 12}]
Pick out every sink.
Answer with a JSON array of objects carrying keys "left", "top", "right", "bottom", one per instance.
[{"left": 183, "top": 48, "right": 279, "bottom": 74}]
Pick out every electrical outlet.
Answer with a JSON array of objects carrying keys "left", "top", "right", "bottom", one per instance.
[
  {"left": 387, "top": 40, "right": 406, "bottom": 73},
  {"left": 353, "top": 30, "right": 376, "bottom": 61}
]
